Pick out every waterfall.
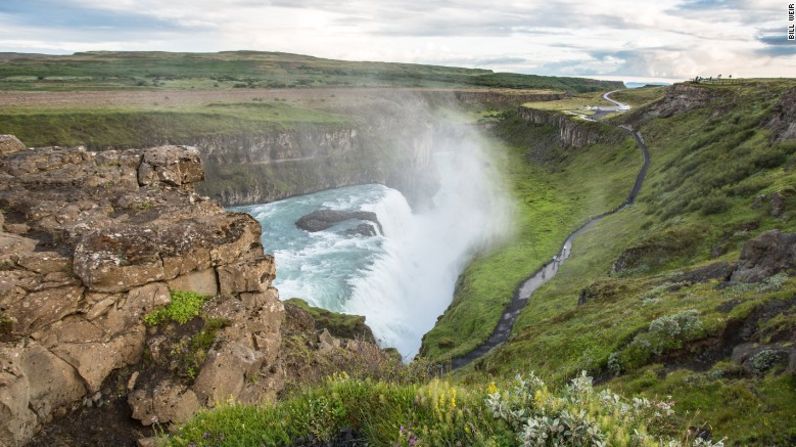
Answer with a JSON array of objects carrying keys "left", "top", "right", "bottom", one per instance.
[
  {"left": 347, "top": 135, "right": 512, "bottom": 358},
  {"left": 242, "top": 127, "right": 512, "bottom": 360}
]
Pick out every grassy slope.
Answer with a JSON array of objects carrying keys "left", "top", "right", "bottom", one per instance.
[
  {"left": 421, "top": 115, "right": 641, "bottom": 361},
  {"left": 0, "top": 51, "right": 621, "bottom": 92},
  {"left": 166, "top": 370, "right": 702, "bottom": 446},
  {"left": 521, "top": 90, "right": 613, "bottom": 115},
  {"left": 609, "top": 86, "right": 666, "bottom": 107},
  {"left": 449, "top": 82, "right": 796, "bottom": 445}
]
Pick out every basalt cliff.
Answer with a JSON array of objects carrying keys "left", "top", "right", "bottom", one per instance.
[
  {"left": 195, "top": 121, "right": 435, "bottom": 208},
  {"left": 0, "top": 137, "right": 392, "bottom": 446}
]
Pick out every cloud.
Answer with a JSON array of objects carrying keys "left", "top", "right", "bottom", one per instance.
[
  {"left": 0, "top": 0, "right": 196, "bottom": 31},
  {"left": 0, "top": 0, "right": 793, "bottom": 79},
  {"left": 756, "top": 34, "right": 796, "bottom": 55}
]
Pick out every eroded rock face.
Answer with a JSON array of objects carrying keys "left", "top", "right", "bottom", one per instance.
[
  {"left": 653, "top": 83, "right": 720, "bottom": 118},
  {"left": 0, "top": 140, "right": 284, "bottom": 446},
  {"left": 767, "top": 87, "right": 796, "bottom": 142},
  {"left": 731, "top": 230, "right": 796, "bottom": 283},
  {"left": 516, "top": 107, "right": 625, "bottom": 149}
]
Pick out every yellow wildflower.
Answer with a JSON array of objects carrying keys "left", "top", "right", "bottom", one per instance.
[{"left": 534, "top": 388, "right": 545, "bottom": 405}]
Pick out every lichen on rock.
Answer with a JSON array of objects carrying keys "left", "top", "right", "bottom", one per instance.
[{"left": 0, "top": 138, "right": 284, "bottom": 446}]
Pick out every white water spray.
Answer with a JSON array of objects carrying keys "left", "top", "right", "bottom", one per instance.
[
  {"left": 242, "top": 124, "right": 513, "bottom": 360},
  {"left": 347, "top": 129, "right": 512, "bottom": 358}
]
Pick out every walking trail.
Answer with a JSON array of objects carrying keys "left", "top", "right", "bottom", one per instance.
[{"left": 450, "top": 91, "right": 650, "bottom": 369}]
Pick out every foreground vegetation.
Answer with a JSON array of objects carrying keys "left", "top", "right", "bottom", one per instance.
[{"left": 166, "top": 371, "right": 723, "bottom": 446}]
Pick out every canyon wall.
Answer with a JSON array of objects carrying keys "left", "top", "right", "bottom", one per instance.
[
  {"left": 516, "top": 106, "right": 625, "bottom": 149},
  {"left": 194, "top": 122, "right": 436, "bottom": 207},
  {"left": 449, "top": 90, "right": 565, "bottom": 107}
]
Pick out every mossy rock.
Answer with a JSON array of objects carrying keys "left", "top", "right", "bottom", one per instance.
[{"left": 284, "top": 298, "right": 375, "bottom": 343}]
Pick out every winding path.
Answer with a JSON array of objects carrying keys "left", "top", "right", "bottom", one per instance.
[
  {"left": 449, "top": 91, "right": 650, "bottom": 369},
  {"left": 602, "top": 90, "right": 632, "bottom": 110}
]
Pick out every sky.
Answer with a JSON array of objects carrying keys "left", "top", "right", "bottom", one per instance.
[{"left": 0, "top": 0, "right": 794, "bottom": 80}]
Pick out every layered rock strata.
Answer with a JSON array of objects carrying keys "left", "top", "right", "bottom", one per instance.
[{"left": 0, "top": 139, "right": 284, "bottom": 446}]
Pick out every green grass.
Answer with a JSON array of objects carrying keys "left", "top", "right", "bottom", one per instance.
[
  {"left": 609, "top": 87, "right": 666, "bottom": 108},
  {"left": 165, "top": 371, "right": 704, "bottom": 446},
  {"left": 0, "top": 51, "right": 621, "bottom": 92},
  {"left": 284, "top": 298, "right": 373, "bottom": 340},
  {"left": 522, "top": 91, "right": 612, "bottom": 115},
  {"left": 611, "top": 368, "right": 796, "bottom": 445},
  {"left": 420, "top": 115, "right": 640, "bottom": 361},
  {"left": 144, "top": 290, "right": 208, "bottom": 326},
  {"left": 444, "top": 80, "right": 796, "bottom": 444},
  {"left": 167, "top": 376, "right": 501, "bottom": 446},
  {"left": 0, "top": 102, "right": 349, "bottom": 149}
]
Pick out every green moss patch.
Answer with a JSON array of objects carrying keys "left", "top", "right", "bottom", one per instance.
[{"left": 143, "top": 290, "right": 208, "bottom": 326}]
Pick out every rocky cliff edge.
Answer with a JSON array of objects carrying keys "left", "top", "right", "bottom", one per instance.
[{"left": 0, "top": 137, "right": 286, "bottom": 446}]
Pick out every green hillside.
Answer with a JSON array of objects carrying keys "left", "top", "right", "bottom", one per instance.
[
  {"left": 432, "top": 80, "right": 796, "bottom": 445},
  {"left": 0, "top": 51, "right": 621, "bottom": 92}
]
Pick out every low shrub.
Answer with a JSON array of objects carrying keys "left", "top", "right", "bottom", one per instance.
[
  {"left": 639, "top": 281, "right": 687, "bottom": 305},
  {"left": 748, "top": 349, "right": 789, "bottom": 375},
  {"left": 698, "top": 193, "right": 730, "bottom": 216},
  {"left": 614, "top": 310, "right": 705, "bottom": 372},
  {"left": 0, "top": 311, "right": 14, "bottom": 335},
  {"left": 721, "top": 273, "right": 788, "bottom": 299},
  {"left": 143, "top": 290, "right": 207, "bottom": 326},
  {"left": 487, "top": 372, "right": 724, "bottom": 446},
  {"left": 166, "top": 372, "right": 725, "bottom": 447}
]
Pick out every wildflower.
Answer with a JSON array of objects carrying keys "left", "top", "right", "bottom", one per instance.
[
  {"left": 534, "top": 388, "right": 546, "bottom": 406},
  {"left": 487, "top": 382, "right": 498, "bottom": 395}
]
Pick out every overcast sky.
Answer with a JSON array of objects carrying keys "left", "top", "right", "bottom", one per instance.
[{"left": 0, "top": 0, "right": 794, "bottom": 80}]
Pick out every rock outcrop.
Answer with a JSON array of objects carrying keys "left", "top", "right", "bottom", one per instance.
[
  {"left": 278, "top": 299, "right": 404, "bottom": 394},
  {"left": 731, "top": 229, "right": 796, "bottom": 283},
  {"left": 0, "top": 135, "right": 24, "bottom": 156},
  {"left": 0, "top": 140, "right": 284, "bottom": 446},
  {"left": 516, "top": 107, "right": 625, "bottom": 149},
  {"left": 620, "top": 83, "right": 731, "bottom": 128},
  {"left": 767, "top": 87, "right": 796, "bottom": 141},
  {"left": 295, "top": 209, "right": 383, "bottom": 234},
  {"left": 648, "top": 83, "right": 719, "bottom": 118}
]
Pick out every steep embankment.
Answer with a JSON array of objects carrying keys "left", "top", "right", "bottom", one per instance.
[
  {"left": 195, "top": 121, "right": 436, "bottom": 207},
  {"left": 438, "top": 80, "right": 796, "bottom": 445},
  {"left": 449, "top": 113, "right": 650, "bottom": 370},
  {"left": 420, "top": 104, "right": 640, "bottom": 362}
]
